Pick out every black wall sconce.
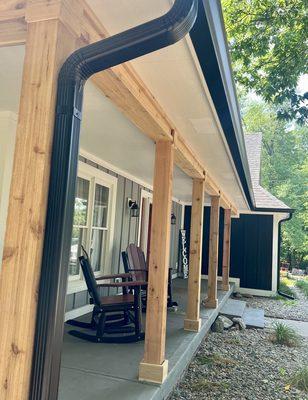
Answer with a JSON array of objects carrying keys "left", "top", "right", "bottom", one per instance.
[
  {"left": 171, "top": 213, "right": 176, "bottom": 225},
  {"left": 128, "top": 199, "right": 140, "bottom": 218}
]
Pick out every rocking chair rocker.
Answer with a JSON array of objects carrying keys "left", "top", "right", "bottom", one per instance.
[{"left": 66, "top": 247, "right": 147, "bottom": 343}]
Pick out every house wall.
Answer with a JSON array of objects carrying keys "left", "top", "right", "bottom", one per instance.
[
  {"left": 0, "top": 111, "right": 17, "bottom": 268},
  {"left": 184, "top": 206, "right": 276, "bottom": 294},
  {"left": 65, "top": 155, "right": 183, "bottom": 318}
]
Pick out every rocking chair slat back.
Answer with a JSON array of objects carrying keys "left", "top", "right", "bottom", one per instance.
[{"left": 79, "top": 247, "right": 101, "bottom": 307}]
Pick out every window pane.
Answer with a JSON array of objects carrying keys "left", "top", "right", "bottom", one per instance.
[
  {"left": 73, "top": 177, "right": 90, "bottom": 226},
  {"left": 93, "top": 184, "right": 109, "bottom": 228},
  {"left": 90, "top": 229, "right": 107, "bottom": 272},
  {"left": 69, "top": 227, "right": 87, "bottom": 276}
]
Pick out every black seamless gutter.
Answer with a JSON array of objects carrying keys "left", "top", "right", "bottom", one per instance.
[{"left": 30, "top": 1, "right": 198, "bottom": 399}]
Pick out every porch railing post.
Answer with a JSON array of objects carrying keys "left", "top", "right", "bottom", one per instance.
[
  {"left": 184, "top": 178, "right": 205, "bottom": 332},
  {"left": 204, "top": 195, "right": 220, "bottom": 308},
  {"left": 139, "top": 140, "right": 174, "bottom": 384},
  {"left": 222, "top": 208, "right": 231, "bottom": 291}
]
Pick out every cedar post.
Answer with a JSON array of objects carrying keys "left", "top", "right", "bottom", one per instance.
[
  {"left": 222, "top": 208, "right": 231, "bottom": 291},
  {"left": 0, "top": 2, "right": 78, "bottom": 398},
  {"left": 184, "top": 178, "right": 204, "bottom": 332},
  {"left": 204, "top": 195, "right": 220, "bottom": 308},
  {"left": 139, "top": 140, "right": 173, "bottom": 384}
]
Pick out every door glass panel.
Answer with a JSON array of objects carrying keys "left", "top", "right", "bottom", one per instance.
[
  {"left": 93, "top": 184, "right": 109, "bottom": 228},
  {"left": 90, "top": 229, "right": 107, "bottom": 272},
  {"left": 73, "top": 177, "right": 90, "bottom": 226},
  {"left": 69, "top": 227, "right": 87, "bottom": 276}
]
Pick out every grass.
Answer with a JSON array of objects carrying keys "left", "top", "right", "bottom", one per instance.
[
  {"left": 295, "top": 279, "right": 308, "bottom": 298},
  {"left": 290, "top": 366, "right": 308, "bottom": 392},
  {"left": 196, "top": 353, "right": 236, "bottom": 366},
  {"left": 279, "top": 279, "right": 296, "bottom": 298},
  {"left": 271, "top": 322, "right": 300, "bottom": 347}
]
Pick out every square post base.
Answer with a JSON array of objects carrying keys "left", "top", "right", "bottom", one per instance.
[
  {"left": 139, "top": 359, "right": 168, "bottom": 384},
  {"left": 222, "top": 284, "right": 230, "bottom": 292},
  {"left": 184, "top": 318, "right": 201, "bottom": 332},
  {"left": 203, "top": 298, "right": 218, "bottom": 309}
]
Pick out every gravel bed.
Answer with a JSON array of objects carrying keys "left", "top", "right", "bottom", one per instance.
[
  {"left": 169, "top": 328, "right": 308, "bottom": 400},
  {"left": 242, "top": 287, "right": 308, "bottom": 322}
]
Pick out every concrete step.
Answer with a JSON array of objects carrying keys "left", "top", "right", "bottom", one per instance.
[
  {"left": 242, "top": 307, "right": 264, "bottom": 329},
  {"left": 219, "top": 299, "right": 246, "bottom": 318}
]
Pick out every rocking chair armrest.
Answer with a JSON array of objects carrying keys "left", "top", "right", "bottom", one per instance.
[
  {"left": 98, "top": 280, "right": 147, "bottom": 288},
  {"left": 95, "top": 273, "right": 132, "bottom": 281},
  {"left": 128, "top": 268, "right": 147, "bottom": 272}
]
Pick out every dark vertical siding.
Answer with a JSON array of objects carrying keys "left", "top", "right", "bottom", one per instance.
[
  {"left": 184, "top": 206, "right": 274, "bottom": 291},
  {"left": 184, "top": 206, "right": 224, "bottom": 276},
  {"left": 65, "top": 156, "right": 183, "bottom": 313},
  {"left": 230, "top": 214, "right": 273, "bottom": 290}
]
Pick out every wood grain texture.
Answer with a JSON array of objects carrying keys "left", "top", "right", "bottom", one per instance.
[
  {"left": 204, "top": 195, "right": 220, "bottom": 309},
  {"left": 222, "top": 209, "right": 231, "bottom": 291},
  {"left": 184, "top": 178, "right": 204, "bottom": 331},
  {"left": 0, "top": 0, "right": 238, "bottom": 214},
  {"left": 142, "top": 141, "right": 173, "bottom": 366},
  {"left": 0, "top": 19, "right": 76, "bottom": 400}
]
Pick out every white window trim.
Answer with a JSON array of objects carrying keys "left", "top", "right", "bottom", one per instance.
[
  {"left": 137, "top": 189, "right": 153, "bottom": 254},
  {"left": 67, "top": 161, "right": 117, "bottom": 294}
]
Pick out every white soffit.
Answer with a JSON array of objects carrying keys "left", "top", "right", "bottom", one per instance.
[{"left": 88, "top": 0, "right": 248, "bottom": 210}]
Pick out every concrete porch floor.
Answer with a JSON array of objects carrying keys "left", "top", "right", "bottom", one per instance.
[{"left": 58, "top": 279, "right": 234, "bottom": 400}]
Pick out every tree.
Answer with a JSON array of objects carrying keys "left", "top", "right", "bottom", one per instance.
[
  {"left": 241, "top": 95, "right": 308, "bottom": 268},
  {"left": 222, "top": 0, "right": 308, "bottom": 125}
]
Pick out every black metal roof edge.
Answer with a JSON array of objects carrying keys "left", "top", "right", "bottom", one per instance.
[
  {"left": 254, "top": 207, "right": 294, "bottom": 214},
  {"left": 189, "top": 0, "right": 255, "bottom": 209}
]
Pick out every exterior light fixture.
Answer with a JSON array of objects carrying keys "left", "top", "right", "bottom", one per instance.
[
  {"left": 171, "top": 213, "right": 176, "bottom": 225},
  {"left": 128, "top": 199, "right": 139, "bottom": 218}
]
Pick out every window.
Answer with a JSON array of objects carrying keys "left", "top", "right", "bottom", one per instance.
[{"left": 68, "top": 162, "right": 117, "bottom": 284}]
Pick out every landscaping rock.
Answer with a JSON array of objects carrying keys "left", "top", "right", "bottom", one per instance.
[
  {"left": 170, "top": 326, "right": 308, "bottom": 400},
  {"left": 232, "top": 317, "right": 246, "bottom": 330},
  {"left": 219, "top": 315, "right": 233, "bottom": 329},
  {"left": 243, "top": 286, "right": 308, "bottom": 322},
  {"left": 233, "top": 292, "right": 242, "bottom": 299},
  {"left": 211, "top": 317, "right": 224, "bottom": 333},
  {"left": 242, "top": 293, "right": 254, "bottom": 298}
]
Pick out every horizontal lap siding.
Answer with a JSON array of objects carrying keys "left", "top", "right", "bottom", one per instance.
[{"left": 66, "top": 156, "right": 183, "bottom": 312}]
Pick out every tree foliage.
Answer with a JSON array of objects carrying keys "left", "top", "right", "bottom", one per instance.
[
  {"left": 222, "top": 0, "right": 308, "bottom": 124},
  {"left": 241, "top": 95, "right": 308, "bottom": 267}
]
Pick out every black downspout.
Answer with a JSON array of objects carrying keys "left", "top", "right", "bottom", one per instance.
[
  {"left": 277, "top": 213, "right": 294, "bottom": 299},
  {"left": 30, "top": 2, "right": 198, "bottom": 399}
]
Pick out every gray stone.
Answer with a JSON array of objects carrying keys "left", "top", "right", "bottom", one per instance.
[
  {"left": 220, "top": 299, "right": 246, "bottom": 318},
  {"left": 219, "top": 315, "right": 233, "bottom": 329},
  {"left": 232, "top": 317, "right": 246, "bottom": 330},
  {"left": 211, "top": 317, "right": 224, "bottom": 333},
  {"left": 242, "top": 293, "right": 254, "bottom": 298}
]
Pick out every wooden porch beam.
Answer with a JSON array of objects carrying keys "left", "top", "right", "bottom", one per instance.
[
  {"left": 222, "top": 208, "right": 231, "bottom": 291},
  {"left": 184, "top": 178, "right": 205, "bottom": 332},
  {"left": 204, "top": 195, "right": 220, "bottom": 309},
  {"left": 139, "top": 140, "right": 174, "bottom": 384},
  {"left": 0, "top": 0, "right": 239, "bottom": 214}
]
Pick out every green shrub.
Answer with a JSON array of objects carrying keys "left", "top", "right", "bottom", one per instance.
[
  {"left": 271, "top": 322, "right": 300, "bottom": 347},
  {"left": 295, "top": 280, "right": 308, "bottom": 298},
  {"left": 290, "top": 366, "right": 308, "bottom": 392}
]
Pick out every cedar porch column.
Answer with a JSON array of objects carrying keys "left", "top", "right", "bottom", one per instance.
[
  {"left": 204, "top": 195, "right": 220, "bottom": 308},
  {"left": 222, "top": 208, "right": 231, "bottom": 291},
  {"left": 0, "top": 2, "right": 78, "bottom": 398},
  {"left": 139, "top": 140, "right": 173, "bottom": 384},
  {"left": 184, "top": 178, "right": 204, "bottom": 332}
]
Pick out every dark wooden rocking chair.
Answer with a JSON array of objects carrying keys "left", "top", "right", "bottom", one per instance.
[
  {"left": 121, "top": 243, "right": 178, "bottom": 308},
  {"left": 66, "top": 247, "right": 147, "bottom": 343}
]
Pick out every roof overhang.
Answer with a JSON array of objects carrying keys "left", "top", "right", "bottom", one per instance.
[{"left": 189, "top": 0, "right": 255, "bottom": 209}]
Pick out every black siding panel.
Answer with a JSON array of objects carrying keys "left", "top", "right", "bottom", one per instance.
[{"left": 185, "top": 207, "right": 274, "bottom": 290}]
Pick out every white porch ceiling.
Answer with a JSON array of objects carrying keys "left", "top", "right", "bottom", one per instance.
[{"left": 0, "top": 1, "right": 248, "bottom": 208}]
